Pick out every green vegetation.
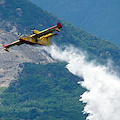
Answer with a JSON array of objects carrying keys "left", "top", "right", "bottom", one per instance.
[{"left": 0, "top": 63, "right": 87, "bottom": 120}]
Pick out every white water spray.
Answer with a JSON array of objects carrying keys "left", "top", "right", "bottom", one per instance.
[{"left": 40, "top": 45, "right": 120, "bottom": 120}]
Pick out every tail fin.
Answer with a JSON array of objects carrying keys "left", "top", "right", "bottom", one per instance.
[{"left": 57, "top": 23, "right": 62, "bottom": 29}]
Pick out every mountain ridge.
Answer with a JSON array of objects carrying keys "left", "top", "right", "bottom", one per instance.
[{"left": 29, "top": 0, "right": 120, "bottom": 46}]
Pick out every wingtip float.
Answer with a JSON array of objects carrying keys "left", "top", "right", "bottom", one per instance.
[
  {"left": 3, "top": 44, "right": 9, "bottom": 52},
  {"left": 3, "top": 23, "right": 62, "bottom": 52}
]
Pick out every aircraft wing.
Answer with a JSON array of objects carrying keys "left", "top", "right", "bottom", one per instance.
[
  {"left": 30, "top": 23, "right": 62, "bottom": 38},
  {"left": 3, "top": 40, "right": 22, "bottom": 52}
]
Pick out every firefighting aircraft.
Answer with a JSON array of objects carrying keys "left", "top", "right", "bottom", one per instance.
[{"left": 3, "top": 23, "right": 62, "bottom": 52}]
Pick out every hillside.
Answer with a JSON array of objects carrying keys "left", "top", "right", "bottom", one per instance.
[
  {"left": 0, "top": 63, "right": 87, "bottom": 120},
  {"left": 29, "top": 0, "right": 120, "bottom": 46},
  {"left": 0, "top": 0, "right": 120, "bottom": 119}
]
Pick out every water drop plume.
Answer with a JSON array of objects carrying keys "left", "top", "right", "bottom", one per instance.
[{"left": 40, "top": 45, "right": 120, "bottom": 120}]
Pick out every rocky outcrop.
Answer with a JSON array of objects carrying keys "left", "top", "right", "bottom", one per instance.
[{"left": 0, "top": 24, "right": 55, "bottom": 87}]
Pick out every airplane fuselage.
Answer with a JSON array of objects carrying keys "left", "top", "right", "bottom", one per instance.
[
  {"left": 19, "top": 32, "right": 58, "bottom": 46},
  {"left": 19, "top": 37, "right": 49, "bottom": 46}
]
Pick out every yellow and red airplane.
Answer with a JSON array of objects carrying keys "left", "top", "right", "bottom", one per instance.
[{"left": 3, "top": 23, "right": 62, "bottom": 52}]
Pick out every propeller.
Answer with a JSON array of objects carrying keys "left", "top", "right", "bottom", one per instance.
[
  {"left": 18, "top": 32, "right": 22, "bottom": 37},
  {"left": 30, "top": 28, "right": 35, "bottom": 34}
]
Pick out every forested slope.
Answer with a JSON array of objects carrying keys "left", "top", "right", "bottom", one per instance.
[{"left": 0, "top": 63, "right": 87, "bottom": 120}]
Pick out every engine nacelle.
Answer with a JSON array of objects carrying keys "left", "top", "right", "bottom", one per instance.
[{"left": 32, "top": 30, "right": 40, "bottom": 34}]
